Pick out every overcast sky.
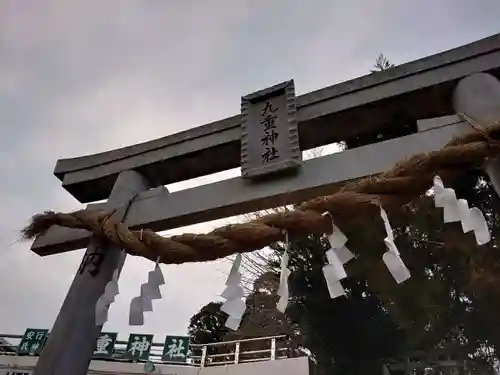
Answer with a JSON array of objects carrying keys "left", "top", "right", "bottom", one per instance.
[{"left": 1, "top": 0, "right": 500, "bottom": 343}]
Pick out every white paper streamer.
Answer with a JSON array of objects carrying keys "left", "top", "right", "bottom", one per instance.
[
  {"left": 382, "top": 252, "right": 411, "bottom": 284},
  {"left": 221, "top": 298, "right": 246, "bottom": 317},
  {"left": 335, "top": 245, "right": 355, "bottom": 264},
  {"left": 95, "top": 269, "right": 119, "bottom": 326},
  {"left": 322, "top": 265, "right": 346, "bottom": 298},
  {"left": 277, "top": 268, "right": 291, "bottom": 313},
  {"left": 325, "top": 216, "right": 355, "bottom": 264},
  {"left": 321, "top": 213, "right": 353, "bottom": 299},
  {"left": 95, "top": 306, "right": 109, "bottom": 327},
  {"left": 327, "top": 225, "right": 347, "bottom": 248},
  {"left": 277, "top": 246, "right": 291, "bottom": 313},
  {"left": 221, "top": 254, "right": 246, "bottom": 330},
  {"left": 221, "top": 282, "right": 244, "bottom": 301},
  {"left": 129, "top": 297, "right": 144, "bottom": 326},
  {"left": 225, "top": 315, "right": 243, "bottom": 331},
  {"left": 433, "top": 176, "right": 490, "bottom": 245},
  {"left": 129, "top": 263, "right": 165, "bottom": 326},
  {"left": 325, "top": 250, "right": 347, "bottom": 280},
  {"left": 380, "top": 206, "right": 411, "bottom": 284}
]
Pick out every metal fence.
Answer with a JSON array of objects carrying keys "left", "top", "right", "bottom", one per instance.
[
  {"left": 190, "top": 335, "right": 290, "bottom": 367},
  {"left": 0, "top": 333, "right": 290, "bottom": 367}
]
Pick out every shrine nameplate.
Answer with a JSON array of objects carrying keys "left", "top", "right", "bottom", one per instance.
[{"left": 240, "top": 80, "right": 301, "bottom": 179}]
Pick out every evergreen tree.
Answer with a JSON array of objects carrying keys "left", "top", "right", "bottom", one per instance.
[
  {"left": 187, "top": 301, "right": 229, "bottom": 359},
  {"left": 371, "top": 54, "right": 395, "bottom": 73}
]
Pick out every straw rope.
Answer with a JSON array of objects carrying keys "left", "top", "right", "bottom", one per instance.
[{"left": 21, "top": 115, "right": 500, "bottom": 265}]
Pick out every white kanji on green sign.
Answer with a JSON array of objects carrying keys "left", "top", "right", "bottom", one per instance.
[
  {"left": 162, "top": 336, "right": 189, "bottom": 362},
  {"left": 17, "top": 328, "right": 48, "bottom": 356},
  {"left": 93, "top": 332, "right": 117, "bottom": 358},
  {"left": 126, "top": 334, "right": 153, "bottom": 361}
]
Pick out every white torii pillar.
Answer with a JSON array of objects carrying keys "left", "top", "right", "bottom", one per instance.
[
  {"left": 33, "top": 170, "right": 151, "bottom": 375},
  {"left": 453, "top": 72, "right": 500, "bottom": 193}
]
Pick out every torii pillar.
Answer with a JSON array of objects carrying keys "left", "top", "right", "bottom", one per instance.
[
  {"left": 453, "top": 72, "right": 500, "bottom": 193},
  {"left": 33, "top": 170, "right": 151, "bottom": 375}
]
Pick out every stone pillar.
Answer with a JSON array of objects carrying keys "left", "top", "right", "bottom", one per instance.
[
  {"left": 33, "top": 170, "right": 150, "bottom": 375},
  {"left": 453, "top": 72, "right": 500, "bottom": 193}
]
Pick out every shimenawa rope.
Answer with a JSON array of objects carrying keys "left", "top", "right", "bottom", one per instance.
[{"left": 21, "top": 115, "right": 500, "bottom": 265}]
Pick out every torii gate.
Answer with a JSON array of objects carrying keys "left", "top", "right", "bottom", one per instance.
[{"left": 23, "top": 33, "right": 500, "bottom": 375}]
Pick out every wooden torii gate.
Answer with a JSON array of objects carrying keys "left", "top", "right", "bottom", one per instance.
[{"left": 26, "top": 33, "right": 500, "bottom": 375}]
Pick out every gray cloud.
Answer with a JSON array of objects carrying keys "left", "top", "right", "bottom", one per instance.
[{"left": 1, "top": 0, "right": 499, "bottom": 340}]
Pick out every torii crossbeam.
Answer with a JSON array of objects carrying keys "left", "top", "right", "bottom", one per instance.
[{"left": 27, "top": 33, "right": 500, "bottom": 375}]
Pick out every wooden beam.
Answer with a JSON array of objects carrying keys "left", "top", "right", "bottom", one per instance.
[
  {"left": 33, "top": 116, "right": 468, "bottom": 256},
  {"left": 55, "top": 34, "right": 500, "bottom": 203}
]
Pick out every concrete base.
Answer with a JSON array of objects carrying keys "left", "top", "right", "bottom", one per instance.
[{"left": 0, "top": 355, "right": 308, "bottom": 375}]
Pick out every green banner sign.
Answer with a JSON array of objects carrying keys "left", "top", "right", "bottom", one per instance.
[
  {"left": 162, "top": 335, "right": 189, "bottom": 362},
  {"left": 14, "top": 328, "right": 192, "bottom": 362},
  {"left": 17, "top": 328, "right": 49, "bottom": 356},
  {"left": 93, "top": 332, "right": 117, "bottom": 358},
  {"left": 126, "top": 334, "right": 154, "bottom": 361}
]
